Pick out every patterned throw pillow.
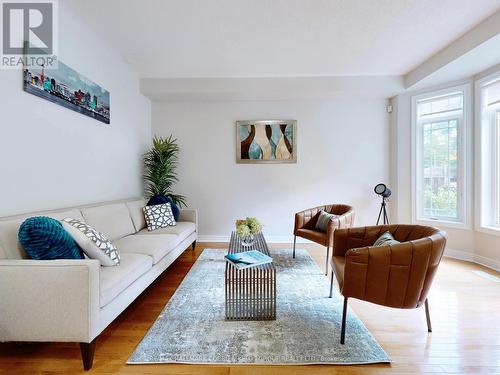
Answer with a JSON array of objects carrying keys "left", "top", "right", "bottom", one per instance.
[
  {"left": 61, "top": 218, "right": 120, "bottom": 266},
  {"left": 143, "top": 203, "right": 176, "bottom": 231},
  {"left": 315, "top": 210, "right": 340, "bottom": 232},
  {"left": 147, "top": 195, "right": 180, "bottom": 221},
  {"left": 373, "top": 231, "right": 400, "bottom": 247}
]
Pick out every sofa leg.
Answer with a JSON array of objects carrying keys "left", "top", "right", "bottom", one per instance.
[
  {"left": 329, "top": 271, "right": 334, "bottom": 298},
  {"left": 191, "top": 240, "right": 197, "bottom": 251},
  {"left": 80, "top": 339, "right": 96, "bottom": 371},
  {"left": 425, "top": 299, "right": 432, "bottom": 333},
  {"left": 293, "top": 235, "right": 296, "bottom": 258},
  {"left": 325, "top": 246, "right": 330, "bottom": 275},
  {"left": 340, "top": 297, "right": 348, "bottom": 344}
]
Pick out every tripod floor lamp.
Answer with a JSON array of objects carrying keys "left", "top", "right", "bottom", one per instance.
[{"left": 374, "top": 183, "right": 391, "bottom": 225}]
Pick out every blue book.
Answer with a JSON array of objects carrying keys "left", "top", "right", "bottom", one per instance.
[{"left": 225, "top": 250, "right": 273, "bottom": 269}]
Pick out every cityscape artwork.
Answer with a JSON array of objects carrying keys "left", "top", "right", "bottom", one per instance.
[
  {"left": 236, "top": 120, "right": 297, "bottom": 163},
  {"left": 23, "top": 61, "right": 110, "bottom": 124}
]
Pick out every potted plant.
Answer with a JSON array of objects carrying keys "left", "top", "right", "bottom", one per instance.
[
  {"left": 235, "top": 217, "right": 263, "bottom": 246},
  {"left": 143, "top": 135, "right": 186, "bottom": 220}
]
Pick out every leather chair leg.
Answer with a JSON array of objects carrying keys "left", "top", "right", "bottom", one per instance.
[
  {"left": 293, "top": 235, "right": 296, "bottom": 258},
  {"left": 425, "top": 299, "right": 432, "bottom": 332},
  {"left": 340, "top": 297, "right": 348, "bottom": 344},
  {"left": 325, "top": 246, "right": 330, "bottom": 275},
  {"left": 329, "top": 271, "right": 334, "bottom": 298}
]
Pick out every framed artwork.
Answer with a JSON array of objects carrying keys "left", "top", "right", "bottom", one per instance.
[
  {"left": 23, "top": 60, "right": 110, "bottom": 124},
  {"left": 236, "top": 120, "right": 297, "bottom": 163}
]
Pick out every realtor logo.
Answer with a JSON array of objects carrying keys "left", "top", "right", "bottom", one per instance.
[{"left": 1, "top": 0, "right": 58, "bottom": 69}]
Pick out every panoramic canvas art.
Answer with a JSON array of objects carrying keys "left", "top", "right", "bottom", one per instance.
[
  {"left": 23, "top": 61, "right": 110, "bottom": 124},
  {"left": 236, "top": 120, "right": 297, "bottom": 163}
]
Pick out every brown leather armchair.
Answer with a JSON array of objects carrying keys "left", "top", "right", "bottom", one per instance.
[
  {"left": 293, "top": 204, "right": 355, "bottom": 275},
  {"left": 329, "top": 224, "right": 447, "bottom": 344}
]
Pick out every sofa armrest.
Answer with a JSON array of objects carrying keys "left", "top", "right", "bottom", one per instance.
[
  {"left": 179, "top": 209, "right": 198, "bottom": 232},
  {"left": 0, "top": 259, "right": 100, "bottom": 343}
]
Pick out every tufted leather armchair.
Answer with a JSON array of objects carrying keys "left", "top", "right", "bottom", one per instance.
[
  {"left": 329, "top": 224, "right": 447, "bottom": 344},
  {"left": 293, "top": 204, "right": 355, "bottom": 275}
]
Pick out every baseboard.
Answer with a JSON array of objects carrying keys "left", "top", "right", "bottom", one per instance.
[
  {"left": 444, "top": 248, "right": 500, "bottom": 272},
  {"left": 472, "top": 254, "right": 500, "bottom": 272},
  {"left": 197, "top": 235, "right": 313, "bottom": 244},
  {"left": 197, "top": 235, "right": 231, "bottom": 243},
  {"left": 444, "top": 249, "right": 475, "bottom": 262}
]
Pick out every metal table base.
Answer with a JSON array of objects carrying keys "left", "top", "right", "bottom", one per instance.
[{"left": 225, "top": 232, "right": 276, "bottom": 320}]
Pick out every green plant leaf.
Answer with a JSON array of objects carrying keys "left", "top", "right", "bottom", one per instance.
[{"left": 143, "top": 135, "right": 187, "bottom": 207}]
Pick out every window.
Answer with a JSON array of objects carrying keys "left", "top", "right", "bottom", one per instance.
[
  {"left": 412, "top": 85, "right": 469, "bottom": 226},
  {"left": 477, "top": 75, "right": 500, "bottom": 232}
]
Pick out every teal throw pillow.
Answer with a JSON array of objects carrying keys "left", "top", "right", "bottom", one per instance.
[{"left": 18, "top": 216, "right": 84, "bottom": 260}]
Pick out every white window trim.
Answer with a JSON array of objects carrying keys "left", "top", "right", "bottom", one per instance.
[
  {"left": 411, "top": 83, "right": 472, "bottom": 229},
  {"left": 475, "top": 71, "right": 500, "bottom": 237}
]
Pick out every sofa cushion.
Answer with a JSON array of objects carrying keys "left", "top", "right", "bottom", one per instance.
[
  {"left": 81, "top": 203, "right": 135, "bottom": 242},
  {"left": 100, "top": 253, "right": 152, "bottom": 307},
  {"left": 45, "top": 208, "right": 86, "bottom": 223},
  {"left": 0, "top": 208, "right": 84, "bottom": 259},
  {"left": 18, "top": 217, "right": 84, "bottom": 260},
  {"left": 126, "top": 198, "right": 147, "bottom": 232},
  {"left": 138, "top": 221, "right": 196, "bottom": 238},
  {"left": 114, "top": 234, "right": 180, "bottom": 264}
]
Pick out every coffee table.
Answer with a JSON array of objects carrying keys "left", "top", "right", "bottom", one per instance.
[{"left": 225, "top": 231, "right": 276, "bottom": 320}]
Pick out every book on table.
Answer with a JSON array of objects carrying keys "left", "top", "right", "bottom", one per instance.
[{"left": 225, "top": 250, "right": 273, "bottom": 270}]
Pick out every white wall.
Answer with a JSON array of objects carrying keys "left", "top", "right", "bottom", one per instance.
[
  {"left": 152, "top": 99, "right": 390, "bottom": 241},
  {"left": 0, "top": 3, "right": 151, "bottom": 216}
]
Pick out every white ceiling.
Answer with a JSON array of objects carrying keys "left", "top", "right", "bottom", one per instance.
[{"left": 66, "top": 0, "right": 500, "bottom": 79}]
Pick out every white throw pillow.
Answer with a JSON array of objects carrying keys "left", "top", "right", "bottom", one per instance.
[
  {"left": 61, "top": 218, "right": 120, "bottom": 266},
  {"left": 143, "top": 203, "right": 176, "bottom": 231}
]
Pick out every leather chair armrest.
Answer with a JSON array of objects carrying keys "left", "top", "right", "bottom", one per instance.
[
  {"left": 294, "top": 211, "right": 306, "bottom": 234},
  {"left": 326, "top": 210, "right": 355, "bottom": 247}
]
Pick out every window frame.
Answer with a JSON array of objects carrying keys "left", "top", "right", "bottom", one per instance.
[
  {"left": 476, "top": 72, "right": 500, "bottom": 236},
  {"left": 494, "top": 110, "right": 500, "bottom": 227},
  {"left": 411, "top": 84, "right": 471, "bottom": 229}
]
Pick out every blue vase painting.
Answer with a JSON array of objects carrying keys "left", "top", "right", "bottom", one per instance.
[{"left": 237, "top": 120, "right": 296, "bottom": 163}]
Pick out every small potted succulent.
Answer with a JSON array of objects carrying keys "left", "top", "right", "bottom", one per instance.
[{"left": 236, "top": 217, "right": 263, "bottom": 246}]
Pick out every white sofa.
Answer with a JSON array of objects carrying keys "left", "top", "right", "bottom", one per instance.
[{"left": 0, "top": 198, "right": 197, "bottom": 370}]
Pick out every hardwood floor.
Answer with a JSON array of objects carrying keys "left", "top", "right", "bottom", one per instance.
[{"left": 1, "top": 242, "right": 499, "bottom": 374}]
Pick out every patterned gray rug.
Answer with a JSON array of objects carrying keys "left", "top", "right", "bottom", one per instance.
[{"left": 128, "top": 249, "right": 391, "bottom": 365}]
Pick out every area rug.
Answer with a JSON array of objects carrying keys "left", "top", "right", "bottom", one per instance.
[{"left": 128, "top": 249, "right": 391, "bottom": 365}]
